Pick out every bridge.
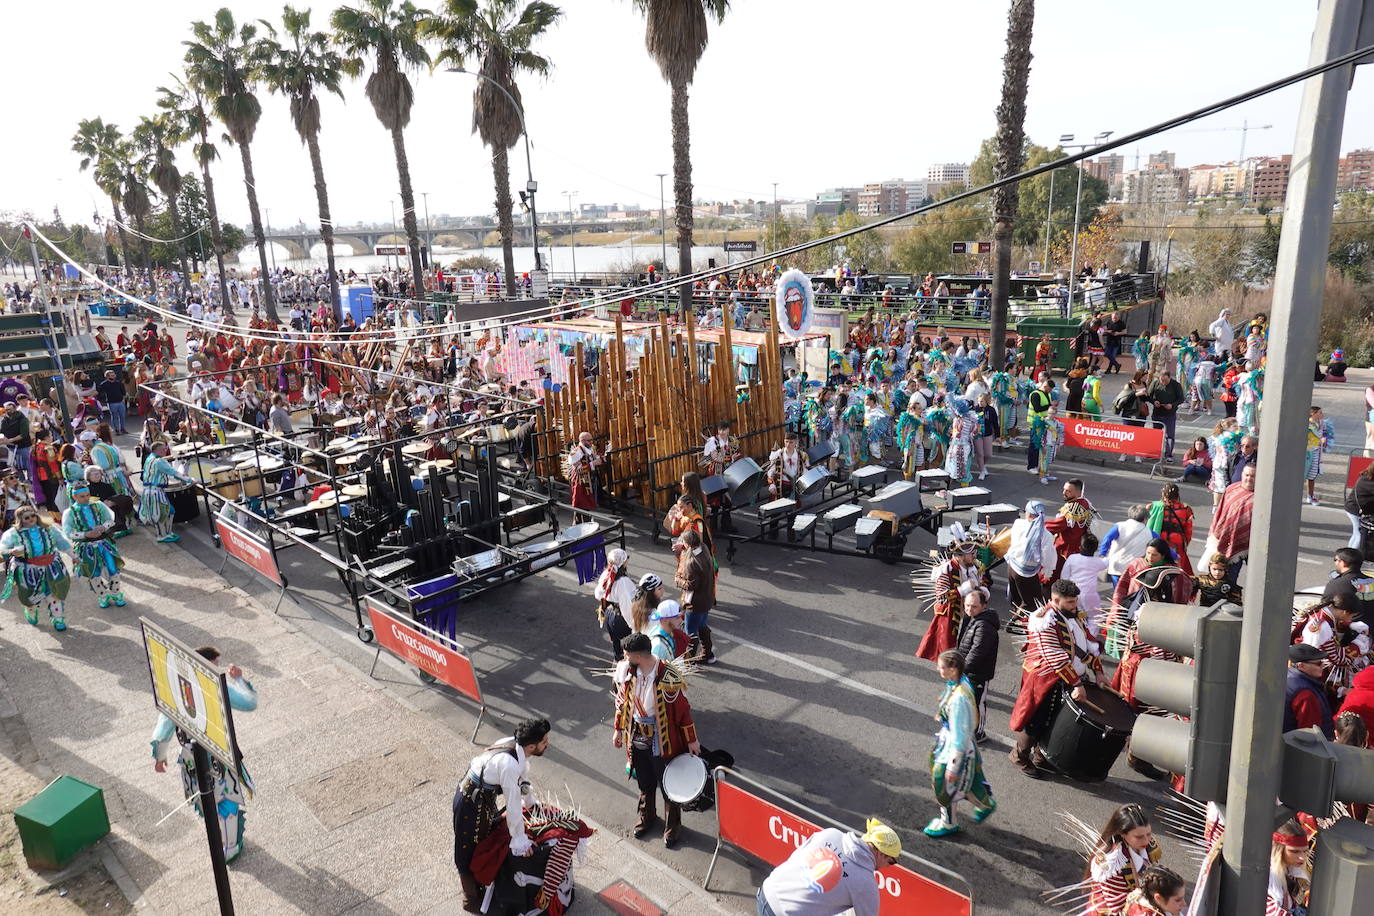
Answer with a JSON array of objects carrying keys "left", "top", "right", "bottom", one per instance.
[{"left": 262, "top": 227, "right": 488, "bottom": 259}]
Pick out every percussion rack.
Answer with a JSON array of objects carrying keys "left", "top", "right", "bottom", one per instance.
[{"left": 138, "top": 363, "right": 619, "bottom": 644}]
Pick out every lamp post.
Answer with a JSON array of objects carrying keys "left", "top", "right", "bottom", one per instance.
[
  {"left": 389, "top": 200, "right": 399, "bottom": 273},
  {"left": 1059, "top": 131, "right": 1113, "bottom": 315},
  {"left": 421, "top": 191, "right": 431, "bottom": 270},
  {"left": 1042, "top": 169, "right": 1056, "bottom": 272},
  {"left": 265, "top": 208, "right": 277, "bottom": 271},
  {"left": 447, "top": 68, "right": 541, "bottom": 272},
  {"left": 772, "top": 181, "right": 779, "bottom": 253},
  {"left": 656, "top": 172, "right": 667, "bottom": 271},
  {"left": 564, "top": 190, "right": 577, "bottom": 281}
]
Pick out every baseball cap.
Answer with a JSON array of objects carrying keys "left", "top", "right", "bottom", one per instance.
[
  {"left": 862, "top": 818, "right": 901, "bottom": 858},
  {"left": 651, "top": 599, "right": 681, "bottom": 621}
]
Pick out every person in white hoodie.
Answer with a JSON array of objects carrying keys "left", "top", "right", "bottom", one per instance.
[
  {"left": 1207, "top": 308, "right": 1235, "bottom": 358},
  {"left": 1005, "top": 500, "right": 1057, "bottom": 616},
  {"left": 1098, "top": 504, "right": 1155, "bottom": 587},
  {"left": 758, "top": 819, "right": 900, "bottom": 916}
]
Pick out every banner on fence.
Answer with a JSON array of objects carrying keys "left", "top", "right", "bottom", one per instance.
[
  {"left": 213, "top": 513, "right": 283, "bottom": 586},
  {"left": 714, "top": 777, "right": 971, "bottom": 915},
  {"left": 1061, "top": 416, "right": 1165, "bottom": 460},
  {"left": 366, "top": 598, "right": 482, "bottom": 704}
]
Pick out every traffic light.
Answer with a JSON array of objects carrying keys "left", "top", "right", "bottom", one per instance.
[
  {"left": 1128, "top": 601, "right": 1244, "bottom": 803},
  {"left": 1308, "top": 818, "right": 1374, "bottom": 916}
]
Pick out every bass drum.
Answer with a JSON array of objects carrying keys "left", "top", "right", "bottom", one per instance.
[{"left": 1038, "top": 684, "right": 1137, "bottom": 782}]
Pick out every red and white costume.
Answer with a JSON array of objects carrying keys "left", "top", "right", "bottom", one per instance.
[
  {"left": 1009, "top": 602, "right": 1100, "bottom": 733},
  {"left": 915, "top": 556, "right": 985, "bottom": 662}
]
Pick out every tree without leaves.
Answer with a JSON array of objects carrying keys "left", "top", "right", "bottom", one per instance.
[
  {"left": 71, "top": 118, "right": 135, "bottom": 277},
  {"left": 632, "top": 0, "right": 729, "bottom": 315},
  {"left": 988, "top": 0, "right": 1035, "bottom": 371},
  {"left": 259, "top": 4, "right": 353, "bottom": 321},
  {"left": 158, "top": 74, "right": 234, "bottom": 313},
  {"left": 425, "top": 0, "right": 562, "bottom": 299},
  {"left": 332, "top": 0, "right": 433, "bottom": 299},
  {"left": 184, "top": 8, "right": 278, "bottom": 321}
]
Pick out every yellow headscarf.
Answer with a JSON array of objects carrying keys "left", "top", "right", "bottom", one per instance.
[{"left": 862, "top": 818, "right": 901, "bottom": 858}]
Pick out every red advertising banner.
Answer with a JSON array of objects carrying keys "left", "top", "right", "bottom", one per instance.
[
  {"left": 366, "top": 599, "right": 482, "bottom": 704},
  {"left": 715, "top": 780, "right": 971, "bottom": 916},
  {"left": 1061, "top": 416, "right": 1165, "bottom": 459},
  {"left": 213, "top": 515, "right": 283, "bottom": 586}
]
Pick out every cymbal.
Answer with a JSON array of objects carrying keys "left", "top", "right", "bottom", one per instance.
[
  {"left": 401, "top": 442, "right": 431, "bottom": 456},
  {"left": 416, "top": 459, "right": 453, "bottom": 471},
  {"left": 333, "top": 416, "right": 363, "bottom": 429},
  {"left": 227, "top": 429, "right": 254, "bottom": 441},
  {"left": 335, "top": 454, "right": 360, "bottom": 466},
  {"left": 325, "top": 437, "right": 355, "bottom": 452},
  {"left": 341, "top": 484, "right": 368, "bottom": 498}
]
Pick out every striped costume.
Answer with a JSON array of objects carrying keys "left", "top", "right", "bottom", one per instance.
[
  {"left": 1087, "top": 839, "right": 1163, "bottom": 915},
  {"left": 88, "top": 441, "right": 134, "bottom": 497},
  {"left": 139, "top": 454, "right": 192, "bottom": 540},
  {"left": 990, "top": 371, "right": 1017, "bottom": 439},
  {"left": 896, "top": 409, "right": 925, "bottom": 479},
  {"left": 62, "top": 500, "right": 125, "bottom": 607}
]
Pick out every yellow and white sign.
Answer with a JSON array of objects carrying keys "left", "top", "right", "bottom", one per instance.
[{"left": 140, "top": 618, "right": 239, "bottom": 772}]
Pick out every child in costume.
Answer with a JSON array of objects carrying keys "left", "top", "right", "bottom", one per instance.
[
  {"left": 2, "top": 504, "right": 74, "bottom": 630},
  {"left": 62, "top": 485, "right": 125, "bottom": 608}
]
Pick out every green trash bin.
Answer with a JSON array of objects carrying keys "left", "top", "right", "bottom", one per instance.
[
  {"left": 13, "top": 775, "right": 110, "bottom": 870},
  {"left": 1016, "top": 316, "right": 1082, "bottom": 373}
]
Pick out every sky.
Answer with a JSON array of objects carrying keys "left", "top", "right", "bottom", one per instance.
[{"left": 9, "top": 0, "right": 1374, "bottom": 231}]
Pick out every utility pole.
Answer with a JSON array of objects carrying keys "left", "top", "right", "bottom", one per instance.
[
  {"left": 23, "top": 225, "right": 72, "bottom": 431},
  {"left": 1042, "top": 168, "right": 1056, "bottom": 272},
  {"left": 265, "top": 209, "right": 277, "bottom": 271},
  {"left": 1222, "top": 1, "right": 1369, "bottom": 912},
  {"left": 389, "top": 200, "right": 399, "bottom": 274},
  {"left": 656, "top": 173, "right": 668, "bottom": 272},
  {"left": 564, "top": 191, "right": 577, "bottom": 281},
  {"left": 421, "top": 191, "right": 431, "bottom": 271}
]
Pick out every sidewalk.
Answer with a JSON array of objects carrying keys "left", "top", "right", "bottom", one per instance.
[{"left": 0, "top": 532, "right": 741, "bottom": 915}]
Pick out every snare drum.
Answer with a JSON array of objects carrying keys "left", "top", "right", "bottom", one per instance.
[
  {"left": 661, "top": 754, "right": 708, "bottom": 807},
  {"left": 1038, "top": 684, "right": 1137, "bottom": 782}
]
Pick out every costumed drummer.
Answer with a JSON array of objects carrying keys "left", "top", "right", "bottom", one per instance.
[
  {"left": 451, "top": 718, "right": 551, "bottom": 914},
  {"left": 566, "top": 430, "right": 603, "bottom": 519},
  {"left": 139, "top": 441, "right": 194, "bottom": 543},
  {"left": 150, "top": 645, "right": 258, "bottom": 864},
  {"left": 613, "top": 632, "right": 700, "bottom": 848},
  {"left": 62, "top": 484, "right": 125, "bottom": 608},
  {"left": 915, "top": 538, "right": 987, "bottom": 662},
  {"left": 2, "top": 504, "right": 74, "bottom": 631},
  {"left": 702, "top": 418, "right": 741, "bottom": 532},
  {"left": 1008, "top": 579, "right": 1101, "bottom": 779},
  {"left": 766, "top": 431, "right": 808, "bottom": 499}
]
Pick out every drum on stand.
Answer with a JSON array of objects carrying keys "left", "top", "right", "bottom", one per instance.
[
  {"left": 165, "top": 481, "right": 201, "bottom": 523},
  {"left": 210, "top": 465, "right": 241, "bottom": 500},
  {"left": 722, "top": 457, "right": 765, "bottom": 506},
  {"left": 1038, "top": 684, "right": 1137, "bottom": 782}
]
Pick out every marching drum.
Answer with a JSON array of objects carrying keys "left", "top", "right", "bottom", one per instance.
[
  {"left": 662, "top": 754, "right": 709, "bottom": 807},
  {"left": 1038, "top": 684, "right": 1137, "bottom": 782}
]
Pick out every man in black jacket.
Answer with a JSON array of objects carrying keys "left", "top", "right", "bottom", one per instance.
[
  {"left": 955, "top": 588, "right": 1000, "bottom": 743},
  {"left": 1322, "top": 547, "right": 1374, "bottom": 623},
  {"left": 1146, "top": 369, "right": 1186, "bottom": 460}
]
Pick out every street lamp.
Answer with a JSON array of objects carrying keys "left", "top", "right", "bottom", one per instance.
[
  {"left": 656, "top": 172, "right": 667, "bottom": 271},
  {"left": 447, "top": 67, "right": 542, "bottom": 272},
  {"left": 1058, "top": 130, "right": 1113, "bottom": 314},
  {"left": 389, "top": 199, "right": 399, "bottom": 272},
  {"left": 772, "top": 181, "right": 779, "bottom": 253},
  {"left": 1042, "top": 169, "right": 1055, "bottom": 273},
  {"left": 421, "top": 191, "right": 432, "bottom": 270},
  {"left": 265, "top": 208, "right": 277, "bottom": 271},
  {"left": 564, "top": 191, "right": 578, "bottom": 281}
]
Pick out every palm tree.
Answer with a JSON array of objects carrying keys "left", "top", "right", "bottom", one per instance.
[
  {"left": 184, "top": 8, "right": 279, "bottom": 322},
  {"left": 632, "top": 0, "right": 728, "bottom": 314},
  {"left": 158, "top": 74, "right": 233, "bottom": 314},
  {"left": 260, "top": 5, "right": 353, "bottom": 321},
  {"left": 112, "top": 139, "right": 157, "bottom": 275},
  {"left": 988, "top": 0, "right": 1036, "bottom": 371},
  {"left": 71, "top": 118, "right": 134, "bottom": 277},
  {"left": 133, "top": 115, "right": 193, "bottom": 298},
  {"left": 333, "top": 0, "right": 432, "bottom": 298},
  {"left": 425, "top": 0, "right": 561, "bottom": 298}
]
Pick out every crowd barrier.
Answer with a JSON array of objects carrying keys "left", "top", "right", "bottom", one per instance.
[
  {"left": 1056, "top": 415, "right": 1169, "bottom": 473},
  {"left": 704, "top": 767, "right": 974, "bottom": 915}
]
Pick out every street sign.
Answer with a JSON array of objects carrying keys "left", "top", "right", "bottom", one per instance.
[
  {"left": 951, "top": 241, "right": 990, "bottom": 255},
  {"left": 950, "top": 242, "right": 968, "bottom": 254},
  {"left": 139, "top": 618, "right": 242, "bottom": 774},
  {"left": 724, "top": 240, "right": 757, "bottom": 253},
  {"left": 977, "top": 241, "right": 992, "bottom": 254}
]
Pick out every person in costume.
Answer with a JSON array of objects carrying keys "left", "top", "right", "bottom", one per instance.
[
  {"left": 1121, "top": 866, "right": 1187, "bottom": 916},
  {"left": 1192, "top": 352, "right": 1218, "bottom": 414},
  {"left": 138, "top": 441, "right": 194, "bottom": 543},
  {"left": 1207, "top": 420, "right": 1242, "bottom": 508},
  {"left": 1030, "top": 406, "right": 1066, "bottom": 486},
  {"left": 567, "top": 430, "right": 603, "bottom": 520},
  {"left": 943, "top": 397, "right": 977, "bottom": 487},
  {"left": 1191, "top": 552, "right": 1242, "bottom": 607},
  {"left": 1304, "top": 405, "right": 1335, "bottom": 505},
  {"left": 1131, "top": 332, "right": 1152, "bottom": 374},
  {"left": 62, "top": 485, "right": 125, "bottom": 608},
  {"left": 804, "top": 388, "right": 834, "bottom": 456},
  {"left": 1081, "top": 367, "right": 1103, "bottom": 419},
  {"left": 612, "top": 632, "right": 701, "bottom": 848},
  {"left": 896, "top": 398, "right": 925, "bottom": 480},
  {"left": 666, "top": 475, "right": 715, "bottom": 558},
  {"left": 1176, "top": 332, "right": 1200, "bottom": 388},
  {"left": 2, "top": 504, "right": 74, "bottom": 630},
  {"left": 833, "top": 392, "right": 862, "bottom": 467},
  {"left": 1108, "top": 540, "right": 1190, "bottom": 710},
  {"left": 1006, "top": 500, "right": 1056, "bottom": 616},
  {"left": 1294, "top": 592, "right": 1370, "bottom": 699},
  {"left": 1085, "top": 804, "right": 1164, "bottom": 916},
  {"left": 89, "top": 423, "right": 135, "bottom": 499},
  {"left": 923, "top": 649, "right": 995, "bottom": 838},
  {"left": 923, "top": 397, "right": 952, "bottom": 471},
  {"left": 648, "top": 599, "right": 690, "bottom": 662},
  {"left": 989, "top": 367, "right": 1018, "bottom": 446},
  {"left": 862, "top": 392, "right": 889, "bottom": 463},
  {"left": 1008, "top": 579, "right": 1100, "bottom": 778},
  {"left": 766, "top": 432, "right": 808, "bottom": 499},
  {"left": 595, "top": 549, "right": 637, "bottom": 663},
  {"left": 1266, "top": 819, "right": 1310, "bottom": 916},
  {"left": 56, "top": 443, "right": 85, "bottom": 512},
  {"left": 1236, "top": 362, "right": 1263, "bottom": 436},
  {"left": 702, "top": 418, "right": 742, "bottom": 477},
  {"left": 1046, "top": 477, "right": 1095, "bottom": 579},
  {"left": 1146, "top": 484, "right": 1195, "bottom": 576},
  {"left": 450, "top": 717, "right": 550, "bottom": 913},
  {"left": 150, "top": 645, "right": 258, "bottom": 864},
  {"left": 915, "top": 541, "right": 987, "bottom": 661}
]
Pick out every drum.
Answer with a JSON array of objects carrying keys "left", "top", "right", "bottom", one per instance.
[
  {"left": 723, "top": 457, "right": 765, "bottom": 505},
  {"left": 1038, "top": 684, "right": 1137, "bottom": 782},
  {"left": 239, "top": 472, "right": 265, "bottom": 499},
  {"left": 341, "top": 484, "right": 368, "bottom": 498},
  {"left": 210, "top": 466, "right": 241, "bottom": 500},
  {"left": 184, "top": 458, "right": 217, "bottom": 484},
  {"left": 700, "top": 475, "right": 729, "bottom": 499},
  {"left": 167, "top": 481, "right": 200, "bottom": 523},
  {"left": 661, "top": 754, "right": 708, "bottom": 806},
  {"left": 795, "top": 465, "right": 832, "bottom": 497}
]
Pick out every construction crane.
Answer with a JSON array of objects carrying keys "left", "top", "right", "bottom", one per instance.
[{"left": 1181, "top": 119, "right": 1275, "bottom": 163}]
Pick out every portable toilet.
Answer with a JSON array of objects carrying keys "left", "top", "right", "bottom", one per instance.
[{"left": 341, "top": 285, "right": 374, "bottom": 323}]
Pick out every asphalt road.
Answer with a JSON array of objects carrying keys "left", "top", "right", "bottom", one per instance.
[{"left": 181, "top": 410, "right": 1358, "bottom": 915}]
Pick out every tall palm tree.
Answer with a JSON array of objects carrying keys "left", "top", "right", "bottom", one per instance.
[
  {"left": 260, "top": 5, "right": 353, "bottom": 320},
  {"left": 425, "top": 0, "right": 561, "bottom": 299},
  {"left": 184, "top": 8, "right": 279, "bottom": 322},
  {"left": 112, "top": 139, "right": 157, "bottom": 274},
  {"left": 988, "top": 0, "right": 1036, "bottom": 371},
  {"left": 71, "top": 118, "right": 134, "bottom": 277},
  {"left": 133, "top": 114, "right": 193, "bottom": 298},
  {"left": 632, "top": 0, "right": 728, "bottom": 314},
  {"left": 158, "top": 74, "right": 233, "bottom": 314},
  {"left": 333, "top": 0, "right": 432, "bottom": 297}
]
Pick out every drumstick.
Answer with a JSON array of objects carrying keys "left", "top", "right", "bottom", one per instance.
[{"left": 1081, "top": 698, "right": 1106, "bottom": 715}]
